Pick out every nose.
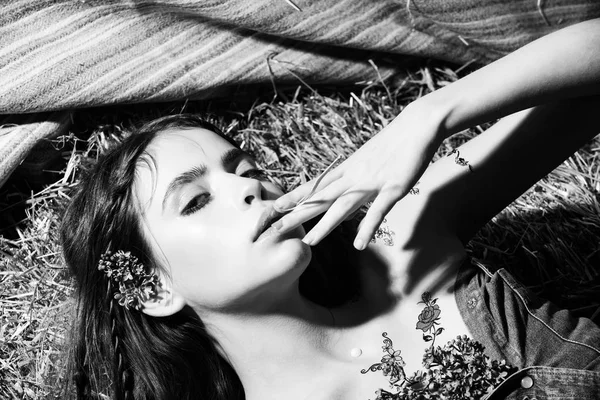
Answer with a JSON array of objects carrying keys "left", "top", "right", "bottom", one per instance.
[
  {"left": 217, "top": 172, "right": 268, "bottom": 210},
  {"left": 239, "top": 176, "right": 267, "bottom": 206}
]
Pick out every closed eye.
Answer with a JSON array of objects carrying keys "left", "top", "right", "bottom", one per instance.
[
  {"left": 181, "top": 168, "right": 267, "bottom": 216},
  {"left": 181, "top": 193, "right": 211, "bottom": 216},
  {"left": 240, "top": 168, "right": 269, "bottom": 181}
]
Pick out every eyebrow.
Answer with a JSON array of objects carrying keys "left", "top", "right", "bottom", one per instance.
[{"left": 161, "top": 148, "right": 250, "bottom": 212}]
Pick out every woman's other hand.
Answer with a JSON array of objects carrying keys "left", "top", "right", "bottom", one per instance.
[{"left": 272, "top": 100, "right": 448, "bottom": 250}]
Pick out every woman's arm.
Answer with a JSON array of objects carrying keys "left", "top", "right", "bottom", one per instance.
[
  {"left": 427, "top": 18, "right": 600, "bottom": 137},
  {"left": 399, "top": 18, "right": 600, "bottom": 243},
  {"left": 273, "top": 19, "right": 600, "bottom": 249},
  {"left": 403, "top": 96, "right": 600, "bottom": 245}
]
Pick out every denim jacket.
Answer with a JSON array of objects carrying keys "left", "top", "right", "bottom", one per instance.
[{"left": 455, "top": 260, "right": 600, "bottom": 399}]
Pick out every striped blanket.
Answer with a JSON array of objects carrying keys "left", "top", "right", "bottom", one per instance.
[{"left": 1, "top": 0, "right": 599, "bottom": 187}]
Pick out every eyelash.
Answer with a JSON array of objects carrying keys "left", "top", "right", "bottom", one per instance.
[
  {"left": 181, "top": 168, "right": 269, "bottom": 216},
  {"left": 240, "top": 168, "right": 270, "bottom": 181}
]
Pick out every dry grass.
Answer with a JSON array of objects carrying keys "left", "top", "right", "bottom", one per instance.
[{"left": 1, "top": 60, "right": 599, "bottom": 399}]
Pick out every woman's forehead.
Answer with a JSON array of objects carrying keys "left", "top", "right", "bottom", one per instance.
[
  {"left": 134, "top": 128, "right": 236, "bottom": 211},
  {"left": 149, "top": 128, "right": 234, "bottom": 165}
]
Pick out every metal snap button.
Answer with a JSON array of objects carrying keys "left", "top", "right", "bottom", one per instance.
[{"left": 520, "top": 375, "right": 534, "bottom": 389}]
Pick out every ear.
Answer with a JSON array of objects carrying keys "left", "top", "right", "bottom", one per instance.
[{"left": 140, "top": 275, "right": 186, "bottom": 317}]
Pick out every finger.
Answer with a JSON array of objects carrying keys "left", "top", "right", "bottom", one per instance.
[
  {"left": 354, "top": 186, "right": 405, "bottom": 250},
  {"left": 273, "top": 180, "right": 315, "bottom": 212},
  {"left": 273, "top": 178, "right": 349, "bottom": 234},
  {"left": 302, "top": 188, "right": 373, "bottom": 246},
  {"left": 344, "top": 207, "right": 362, "bottom": 221},
  {"left": 274, "top": 159, "right": 344, "bottom": 212}
]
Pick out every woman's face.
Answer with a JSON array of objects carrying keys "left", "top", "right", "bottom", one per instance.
[{"left": 134, "top": 128, "right": 309, "bottom": 313}]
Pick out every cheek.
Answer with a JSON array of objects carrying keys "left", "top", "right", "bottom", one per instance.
[
  {"left": 150, "top": 210, "right": 309, "bottom": 310},
  {"left": 155, "top": 221, "right": 251, "bottom": 306}
]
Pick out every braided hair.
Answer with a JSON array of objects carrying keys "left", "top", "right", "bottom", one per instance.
[{"left": 61, "top": 114, "right": 361, "bottom": 399}]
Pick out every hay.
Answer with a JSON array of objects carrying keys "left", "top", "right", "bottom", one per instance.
[{"left": 1, "top": 60, "right": 599, "bottom": 399}]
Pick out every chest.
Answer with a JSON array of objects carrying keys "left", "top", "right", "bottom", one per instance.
[
  {"left": 319, "top": 288, "right": 473, "bottom": 400},
  {"left": 327, "top": 239, "right": 473, "bottom": 398},
  {"left": 339, "top": 267, "right": 471, "bottom": 371},
  {"left": 311, "top": 204, "right": 474, "bottom": 399}
]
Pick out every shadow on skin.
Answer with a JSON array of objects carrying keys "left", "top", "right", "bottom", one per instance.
[{"left": 400, "top": 97, "right": 600, "bottom": 319}]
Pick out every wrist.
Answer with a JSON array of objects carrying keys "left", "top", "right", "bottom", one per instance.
[{"left": 409, "top": 90, "right": 458, "bottom": 142}]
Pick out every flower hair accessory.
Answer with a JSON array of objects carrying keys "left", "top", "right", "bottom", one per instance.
[{"left": 98, "top": 250, "right": 160, "bottom": 310}]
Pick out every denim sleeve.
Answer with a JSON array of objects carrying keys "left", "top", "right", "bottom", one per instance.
[
  {"left": 455, "top": 260, "right": 600, "bottom": 399},
  {"left": 486, "top": 366, "right": 600, "bottom": 399}
]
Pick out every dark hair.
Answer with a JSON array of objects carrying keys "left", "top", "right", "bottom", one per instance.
[{"left": 60, "top": 114, "right": 361, "bottom": 400}]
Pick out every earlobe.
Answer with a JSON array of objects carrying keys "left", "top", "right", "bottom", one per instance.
[{"left": 141, "top": 285, "right": 186, "bottom": 317}]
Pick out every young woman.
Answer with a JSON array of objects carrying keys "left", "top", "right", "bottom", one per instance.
[{"left": 61, "top": 19, "right": 600, "bottom": 400}]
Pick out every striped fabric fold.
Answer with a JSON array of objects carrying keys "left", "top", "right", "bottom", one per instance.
[
  {"left": 0, "top": 112, "right": 71, "bottom": 189},
  {"left": 0, "top": 0, "right": 599, "bottom": 187}
]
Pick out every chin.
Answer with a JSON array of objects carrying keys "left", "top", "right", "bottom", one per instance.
[
  {"left": 221, "top": 242, "right": 312, "bottom": 311},
  {"left": 263, "top": 236, "right": 312, "bottom": 282}
]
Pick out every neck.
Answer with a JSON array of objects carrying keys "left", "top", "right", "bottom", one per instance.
[{"left": 199, "top": 285, "right": 347, "bottom": 398}]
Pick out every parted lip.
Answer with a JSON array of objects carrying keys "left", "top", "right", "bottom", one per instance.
[{"left": 253, "top": 205, "right": 284, "bottom": 241}]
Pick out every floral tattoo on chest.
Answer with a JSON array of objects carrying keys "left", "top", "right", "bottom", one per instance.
[
  {"left": 361, "top": 292, "right": 516, "bottom": 400},
  {"left": 415, "top": 292, "right": 443, "bottom": 346}
]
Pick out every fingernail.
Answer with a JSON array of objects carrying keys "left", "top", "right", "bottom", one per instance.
[
  {"left": 272, "top": 219, "right": 283, "bottom": 231},
  {"left": 302, "top": 235, "right": 313, "bottom": 246},
  {"left": 354, "top": 238, "right": 365, "bottom": 251}
]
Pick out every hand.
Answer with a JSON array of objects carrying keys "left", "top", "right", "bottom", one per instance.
[{"left": 272, "top": 100, "right": 448, "bottom": 250}]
